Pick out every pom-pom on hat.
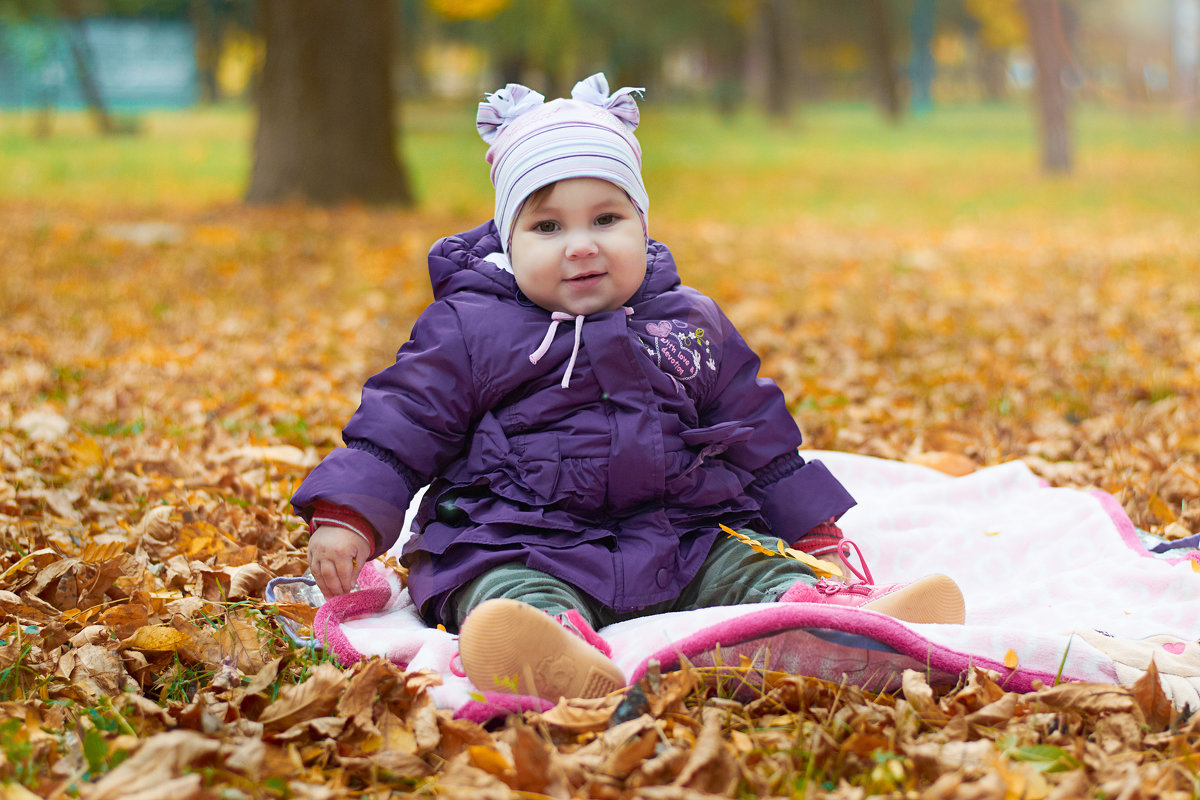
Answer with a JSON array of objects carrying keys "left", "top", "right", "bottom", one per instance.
[{"left": 477, "top": 73, "right": 648, "bottom": 255}]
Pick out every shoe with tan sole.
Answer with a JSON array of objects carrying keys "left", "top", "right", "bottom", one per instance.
[
  {"left": 458, "top": 598, "right": 627, "bottom": 702},
  {"left": 782, "top": 574, "right": 966, "bottom": 625}
]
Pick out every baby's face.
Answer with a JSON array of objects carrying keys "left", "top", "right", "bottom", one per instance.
[{"left": 509, "top": 178, "right": 647, "bottom": 316}]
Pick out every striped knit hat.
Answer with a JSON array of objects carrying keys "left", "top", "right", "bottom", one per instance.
[{"left": 477, "top": 73, "right": 648, "bottom": 255}]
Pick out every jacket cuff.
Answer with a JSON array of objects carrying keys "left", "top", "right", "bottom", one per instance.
[
  {"left": 310, "top": 500, "right": 379, "bottom": 550},
  {"left": 756, "top": 457, "right": 856, "bottom": 545},
  {"left": 751, "top": 450, "right": 807, "bottom": 489},
  {"left": 291, "top": 445, "right": 421, "bottom": 557}
]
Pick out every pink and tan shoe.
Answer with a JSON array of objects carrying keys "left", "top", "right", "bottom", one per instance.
[{"left": 458, "top": 599, "right": 626, "bottom": 702}]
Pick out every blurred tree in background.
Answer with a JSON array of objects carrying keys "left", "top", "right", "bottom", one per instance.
[
  {"left": 244, "top": 0, "right": 412, "bottom": 205},
  {"left": 1, "top": 0, "right": 1194, "bottom": 198},
  {"left": 1019, "top": 0, "right": 1075, "bottom": 173}
]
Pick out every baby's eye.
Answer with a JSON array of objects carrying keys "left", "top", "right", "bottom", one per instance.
[
  {"left": 534, "top": 220, "right": 559, "bottom": 233},
  {"left": 595, "top": 213, "right": 619, "bottom": 226}
]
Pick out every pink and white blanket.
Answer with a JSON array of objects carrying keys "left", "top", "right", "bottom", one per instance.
[{"left": 287, "top": 452, "right": 1200, "bottom": 719}]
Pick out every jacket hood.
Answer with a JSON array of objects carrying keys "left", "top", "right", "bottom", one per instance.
[{"left": 426, "top": 220, "right": 681, "bottom": 307}]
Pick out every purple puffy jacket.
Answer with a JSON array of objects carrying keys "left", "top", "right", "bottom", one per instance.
[{"left": 292, "top": 221, "right": 854, "bottom": 623}]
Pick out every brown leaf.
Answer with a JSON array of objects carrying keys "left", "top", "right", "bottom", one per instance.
[
  {"left": 0, "top": 590, "right": 56, "bottom": 624},
  {"left": 83, "top": 730, "right": 221, "bottom": 800},
  {"left": 98, "top": 603, "right": 150, "bottom": 640},
  {"left": 216, "top": 613, "right": 268, "bottom": 674},
  {"left": 226, "top": 562, "right": 272, "bottom": 599},
  {"left": 539, "top": 694, "right": 622, "bottom": 731},
  {"left": 57, "top": 643, "right": 130, "bottom": 698},
  {"left": 947, "top": 666, "right": 1008, "bottom": 715},
  {"left": 603, "top": 726, "right": 658, "bottom": 780},
  {"left": 673, "top": 709, "right": 738, "bottom": 795},
  {"left": 1030, "top": 682, "right": 1136, "bottom": 716},
  {"left": 337, "top": 657, "right": 403, "bottom": 723},
  {"left": 506, "top": 722, "right": 570, "bottom": 796},
  {"left": 275, "top": 715, "right": 347, "bottom": 742},
  {"left": 901, "top": 669, "right": 949, "bottom": 726},
  {"left": 409, "top": 687, "right": 442, "bottom": 755},
  {"left": 135, "top": 505, "right": 177, "bottom": 544},
  {"left": 257, "top": 662, "right": 346, "bottom": 731},
  {"left": 908, "top": 740, "right": 993, "bottom": 776},
  {"left": 1130, "top": 659, "right": 1174, "bottom": 730},
  {"left": 0, "top": 548, "right": 63, "bottom": 589},
  {"left": 169, "top": 615, "right": 223, "bottom": 666},
  {"left": 965, "top": 692, "right": 1019, "bottom": 730},
  {"left": 437, "top": 715, "right": 495, "bottom": 761}
]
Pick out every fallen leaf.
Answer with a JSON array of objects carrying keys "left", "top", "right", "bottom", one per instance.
[
  {"left": 14, "top": 409, "right": 69, "bottom": 441},
  {"left": 539, "top": 694, "right": 621, "bottom": 731},
  {"left": 83, "top": 730, "right": 221, "bottom": 800},
  {"left": 227, "top": 562, "right": 272, "bottom": 600},
  {"left": 906, "top": 451, "right": 977, "bottom": 476},
  {"left": 1130, "top": 659, "right": 1174, "bottom": 730},
  {"left": 121, "top": 625, "right": 184, "bottom": 653},
  {"left": 467, "top": 744, "right": 512, "bottom": 777},
  {"left": 673, "top": 709, "right": 739, "bottom": 794},
  {"left": 257, "top": 663, "right": 346, "bottom": 730}
]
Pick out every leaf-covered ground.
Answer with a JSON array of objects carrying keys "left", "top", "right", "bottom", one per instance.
[{"left": 2, "top": 104, "right": 1200, "bottom": 798}]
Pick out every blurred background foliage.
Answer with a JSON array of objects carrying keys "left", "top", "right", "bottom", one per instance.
[{"left": 0, "top": 0, "right": 1196, "bottom": 205}]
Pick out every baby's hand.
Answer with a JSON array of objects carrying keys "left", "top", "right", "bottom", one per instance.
[{"left": 308, "top": 525, "right": 371, "bottom": 599}]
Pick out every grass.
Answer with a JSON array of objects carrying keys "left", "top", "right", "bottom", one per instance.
[{"left": 1, "top": 99, "right": 1196, "bottom": 230}]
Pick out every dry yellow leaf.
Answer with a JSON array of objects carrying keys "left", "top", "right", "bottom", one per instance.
[
  {"left": 0, "top": 548, "right": 60, "bottom": 582},
  {"left": 778, "top": 544, "right": 845, "bottom": 579},
  {"left": 468, "top": 744, "right": 512, "bottom": 776},
  {"left": 719, "top": 524, "right": 843, "bottom": 578},
  {"left": 0, "top": 782, "right": 46, "bottom": 800},
  {"left": 906, "top": 451, "right": 977, "bottom": 477},
  {"left": 179, "top": 520, "right": 229, "bottom": 557},
  {"left": 729, "top": 729, "right": 754, "bottom": 754},
  {"left": 68, "top": 435, "right": 105, "bottom": 467},
  {"left": 81, "top": 539, "right": 126, "bottom": 564},
  {"left": 1003, "top": 649, "right": 1019, "bottom": 669},
  {"left": 97, "top": 603, "right": 150, "bottom": 639},
  {"left": 719, "top": 524, "right": 775, "bottom": 556},
  {"left": 1148, "top": 494, "right": 1177, "bottom": 525},
  {"left": 122, "top": 625, "right": 185, "bottom": 653}
]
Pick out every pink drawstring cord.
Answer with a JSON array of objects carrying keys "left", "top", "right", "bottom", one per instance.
[{"left": 528, "top": 308, "right": 633, "bottom": 388}]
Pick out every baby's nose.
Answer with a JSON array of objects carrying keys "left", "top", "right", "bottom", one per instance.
[{"left": 565, "top": 231, "right": 599, "bottom": 259}]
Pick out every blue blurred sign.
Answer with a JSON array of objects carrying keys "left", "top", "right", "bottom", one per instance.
[{"left": 0, "top": 18, "right": 199, "bottom": 110}]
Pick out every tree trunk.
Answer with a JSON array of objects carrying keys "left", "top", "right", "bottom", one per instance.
[
  {"left": 757, "top": 0, "right": 797, "bottom": 120},
  {"left": 59, "top": 0, "right": 113, "bottom": 135},
  {"left": 711, "top": 26, "right": 746, "bottom": 119},
  {"left": 978, "top": 46, "right": 1008, "bottom": 102},
  {"left": 246, "top": 0, "right": 413, "bottom": 206},
  {"left": 191, "top": 0, "right": 222, "bottom": 104},
  {"left": 1019, "top": 0, "right": 1073, "bottom": 174},
  {"left": 865, "top": 0, "right": 902, "bottom": 122},
  {"left": 908, "top": 0, "right": 936, "bottom": 112},
  {"left": 1174, "top": 0, "right": 1199, "bottom": 120}
]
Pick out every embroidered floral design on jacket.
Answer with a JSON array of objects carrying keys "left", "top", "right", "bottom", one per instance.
[{"left": 640, "top": 319, "right": 716, "bottom": 381}]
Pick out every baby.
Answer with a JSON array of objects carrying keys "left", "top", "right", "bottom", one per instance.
[{"left": 293, "top": 74, "right": 964, "bottom": 702}]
